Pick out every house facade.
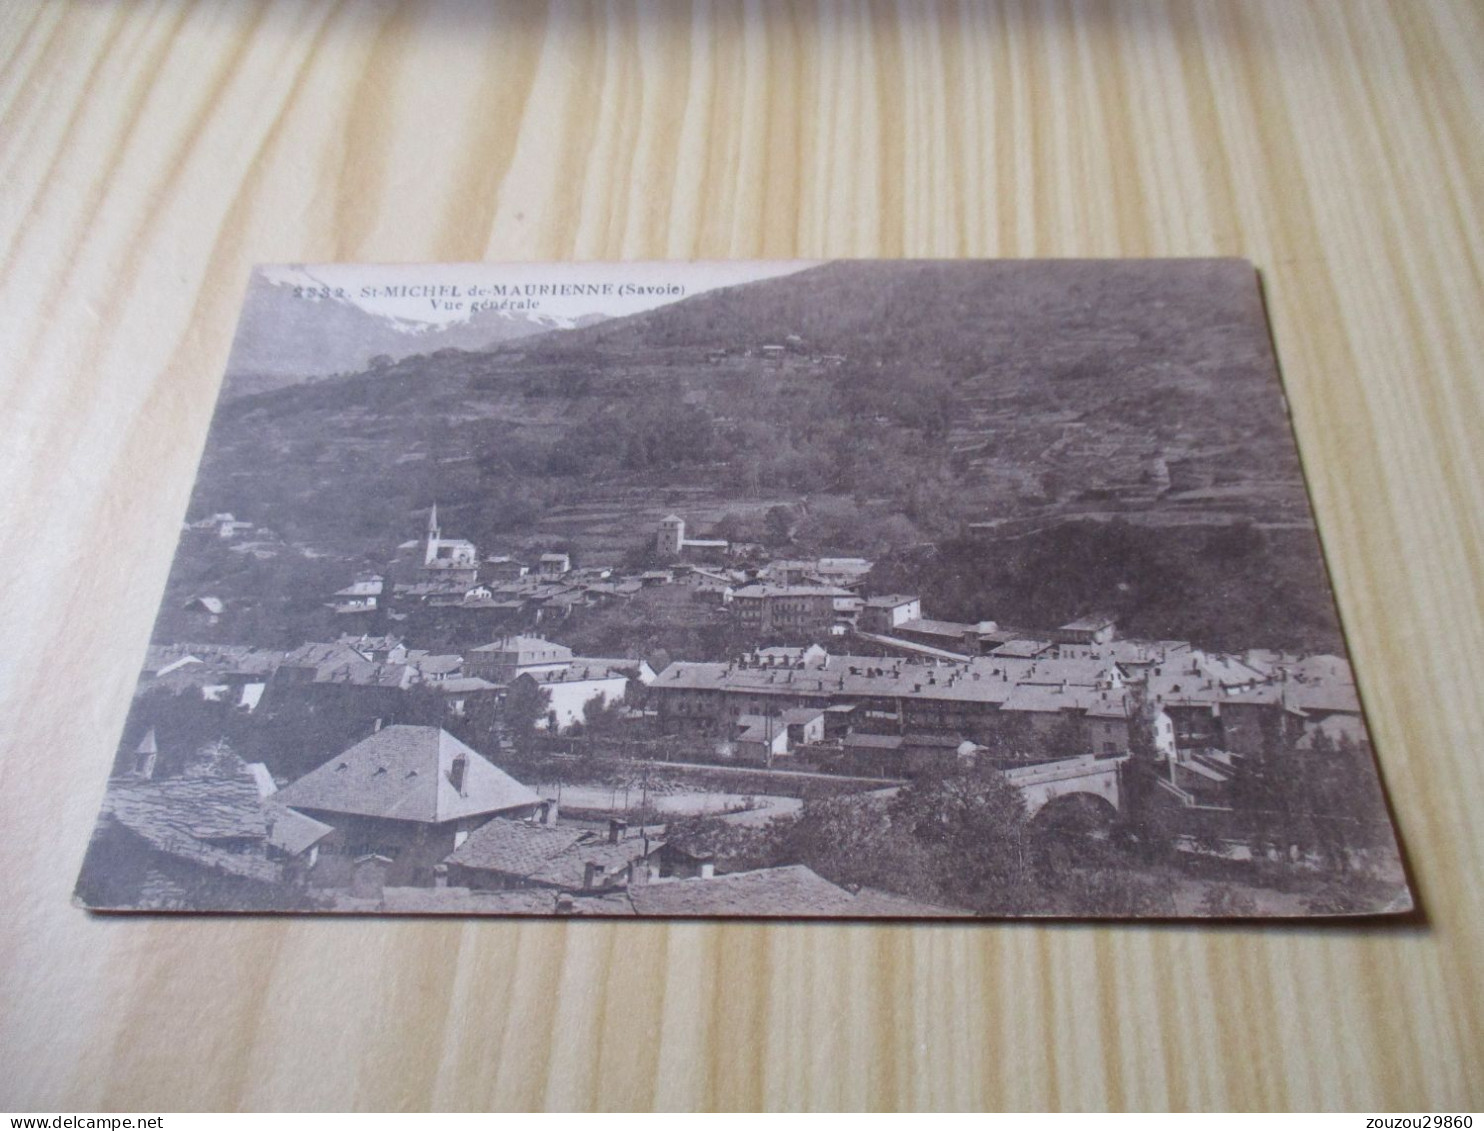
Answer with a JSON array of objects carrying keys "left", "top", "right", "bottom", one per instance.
[{"left": 271, "top": 725, "right": 544, "bottom": 887}]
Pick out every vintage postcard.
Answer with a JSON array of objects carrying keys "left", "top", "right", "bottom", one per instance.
[{"left": 75, "top": 259, "right": 1411, "bottom": 919}]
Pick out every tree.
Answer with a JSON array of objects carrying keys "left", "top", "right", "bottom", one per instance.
[
  {"left": 1028, "top": 792, "right": 1121, "bottom": 874},
  {"left": 118, "top": 687, "right": 232, "bottom": 777},
  {"left": 772, "top": 795, "right": 941, "bottom": 897},
  {"left": 1230, "top": 723, "right": 1397, "bottom": 877},
  {"left": 888, "top": 766, "right": 1031, "bottom": 910},
  {"left": 665, "top": 815, "right": 782, "bottom": 874},
  {"left": 581, "top": 691, "right": 624, "bottom": 737},
  {"left": 1035, "top": 867, "right": 1177, "bottom": 917},
  {"left": 446, "top": 693, "right": 502, "bottom": 751},
  {"left": 1299, "top": 731, "right": 1396, "bottom": 875},
  {"left": 392, "top": 685, "right": 450, "bottom": 728},
  {"left": 501, "top": 674, "right": 551, "bottom": 752},
  {"left": 1119, "top": 755, "right": 1182, "bottom": 861},
  {"left": 764, "top": 504, "right": 795, "bottom": 546},
  {"left": 712, "top": 512, "right": 756, "bottom": 544},
  {"left": 234, "top": 683, "right": 398, "bottom": 781}
]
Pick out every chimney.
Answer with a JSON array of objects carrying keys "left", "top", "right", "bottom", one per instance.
[
  {"left": 608, "top": 818, "right": 627, "bottom": 844},
  {"left": 698, "top": 855, "right": 716, "bottom": 880},
  {"left": 349, "top": 854, "right": 389, "bottom": 901},
  {"left": 449, "top": 752, "right": 468, "bottom": 795},
  {"left": 584, "top": 861, "right": 606, "bottom": 889},
  {"left": 541, "top": 799, "right": 560, "bottom": 826},
  {"left": 373, "top": 718, "right": 383, "bottom": 733}
]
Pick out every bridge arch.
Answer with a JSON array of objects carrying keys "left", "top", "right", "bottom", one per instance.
[
  {"left": 1003, "top": 754, "right": 1126, "bottom": 820},
  {"left": 1030, "top": 789, "right": 1120, "bottom": 832},
  {"left": 1028, "top": 790, "right": 1122, "bottom": 871}
]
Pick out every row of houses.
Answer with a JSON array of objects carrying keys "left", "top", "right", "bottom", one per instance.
[
  {"left": 142, "top": 617, "right": 1364, "bottom": 790},
  {"left": 321, "top": 512, "right": 882, "bottom": 633},
  {"left": 647, "top": 637, "right": 1365, "bottom": 784},
  {"left": 84, "top": 722, "right": 959, "bottom": 917},
  {"left": 141, "top": 633, "right": 652, "bottom": 732}
]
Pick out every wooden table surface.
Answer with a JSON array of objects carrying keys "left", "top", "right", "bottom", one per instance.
[{"left": 2, "top": 0, "right": 1482, "bottom": 1112}]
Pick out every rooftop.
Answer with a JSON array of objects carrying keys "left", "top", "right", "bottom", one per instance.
[
  {"left": 263, "top": 802, "right": 334, "bottom": 856},
  {"left": 843, "top": 733, "right": 904, "bottom": 749},
  {"left": 408, "top": 653, "right": 464, "bottom": 677},
  {"left": 628, "top": 865, "right": 859, "bottom": 917},
  {"left": 433, "top": 677, "right": 501, "bottom": 694},
  {"left": 1060, "top": 613, "right": 1117, "bottom": 631},
  {"left": 312, "top": 658, "right": 415, "bottom": 689},
  {"left": 990, "top": 639, "right": 1054, "bottom": 659},
  {"left": 101, "top": 764, "right": 279, "bottom": 884},
  {"left": 281, "top": 642, "right": 367, "bottom": 669},
  {"left": 654, "top": 653, "right": 1042, "bottom": 706},
  {"left": 732, "top": 584, "right": 853, "bottom": 599},
  {"left": 468, "top": 636, "right": 574, "bottom": 662},
  {"left": 847, "top": 888, "right": 972, "bottom": 918},
  {"left": 444, "top": 818, "right": 589, "bottom": 875},
  {"left": 274, "top": 726, "right": 541, "bottom": 824},
  {"left": 895, "top": 617, "right": 978, "bottom": 638},
  {"left": 526, "top": 834, "right": 662, "bottom": 889},
  {"left": 337, "top": 886, "right": 636, "bottom": 916},
  {"left": 529, "top": 662, "right": 630, "bottom": 685},
  {"left": 445, "top": 819, "right": 663, "bottom": 890}
]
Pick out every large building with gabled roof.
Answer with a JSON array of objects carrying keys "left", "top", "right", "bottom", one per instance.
[{"left": 273, "top": 725, "right": 544, "bottom": 887}]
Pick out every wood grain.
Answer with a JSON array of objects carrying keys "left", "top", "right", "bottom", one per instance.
[{"left": 2, "top": 0, "right": 1482, "bottom": 1111}]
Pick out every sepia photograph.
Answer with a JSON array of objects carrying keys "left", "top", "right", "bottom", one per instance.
[{"left": 74, "top": 258, "right": 1410, "bottom": 919}]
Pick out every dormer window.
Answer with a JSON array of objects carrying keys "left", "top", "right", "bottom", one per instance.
[{"left": 449, "top": 753, "right": 468, "bottom": 794}]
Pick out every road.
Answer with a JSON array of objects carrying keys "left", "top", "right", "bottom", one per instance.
[{"left": 540, "top": 783, "right": 803, "bottom": 824}]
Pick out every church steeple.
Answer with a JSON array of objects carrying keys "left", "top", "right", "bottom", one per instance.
[
  {"left": 423, "top": 504, "right": 443, "bottom": 566},
  {"left": 132, "top": 727, "right": 158, "bottom": 779}
]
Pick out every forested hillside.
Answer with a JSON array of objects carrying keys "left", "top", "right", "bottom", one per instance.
[{"left": 196, "top": 259, "right": 1302, "bottom": 550}]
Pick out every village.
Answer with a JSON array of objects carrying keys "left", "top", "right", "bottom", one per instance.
[{"left": 75, "top": 501, "right": 1388, "bottom": 918}]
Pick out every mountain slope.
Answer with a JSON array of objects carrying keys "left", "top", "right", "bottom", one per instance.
[{"left": 190, "top": 258, "right": 1307, "bottom": 564}]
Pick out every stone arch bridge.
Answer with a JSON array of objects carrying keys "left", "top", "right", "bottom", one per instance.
[{"left": 1002, "top": 754, "right": 1127, "bottom": 819}]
